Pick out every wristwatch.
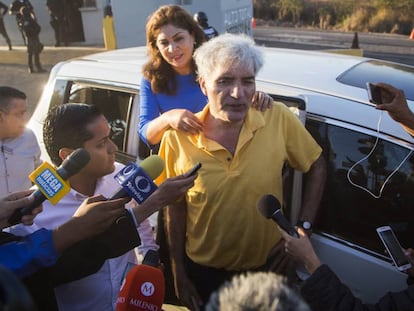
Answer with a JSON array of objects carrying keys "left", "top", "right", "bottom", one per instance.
[{"left": 297, "top": 220, "right": 312, "bottom": 231}]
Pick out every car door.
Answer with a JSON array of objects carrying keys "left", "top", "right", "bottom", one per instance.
[{"left": 305, "top": 116, "right": 413, "bottom": 303}]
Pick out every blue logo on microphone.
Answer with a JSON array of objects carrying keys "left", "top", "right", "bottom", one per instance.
[{"left": 114, "top": 163, "right": 157, "bottom": 203}]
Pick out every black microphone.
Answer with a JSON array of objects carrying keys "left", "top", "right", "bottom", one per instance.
[
  {"left": 8, "top": 148, "right": 90, "bottom": 225},
  {"left": 256, "top": 194, "right": 299, "bottom": 238}
]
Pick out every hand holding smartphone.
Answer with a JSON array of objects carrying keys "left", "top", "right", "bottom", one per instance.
[
  {"left": 376, "top": 226, "right": 412, "bottom": 271},
  {"left": 366, "top": 82, "right": 393, "bottom": 105},
  {"left": 184, "top": 162, "right": 202, "bottom": 177}
]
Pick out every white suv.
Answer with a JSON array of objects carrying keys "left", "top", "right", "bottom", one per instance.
[{"left": 29, "top": 46, "right": 414, "bottom": 303}]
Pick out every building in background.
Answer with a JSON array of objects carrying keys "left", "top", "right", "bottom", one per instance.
[
  {"left": 1, "top": 0, "right": 252, "bottom": 47},
  {"left": 111, "top": 0, "right": 253, "bottom": 48}
]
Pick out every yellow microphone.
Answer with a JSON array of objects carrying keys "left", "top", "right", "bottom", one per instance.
[{"left": 8, "top": 148, "right": 90, "bottom": 225}]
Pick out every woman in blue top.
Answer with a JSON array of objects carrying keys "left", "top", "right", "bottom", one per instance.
[{"left": 139, "top": 5, "right": 271, "bottom": 147}]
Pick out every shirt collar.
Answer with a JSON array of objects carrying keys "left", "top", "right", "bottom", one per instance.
[
  {"left": 67, "top": 175, "right": 107, "bottom": 201},
  {"left": 194, "top": 103, "right": 266, "bottom": 151}
]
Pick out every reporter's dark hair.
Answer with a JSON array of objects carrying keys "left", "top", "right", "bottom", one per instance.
[{"left": 43, "top": 103, "right": 102, "bottom": 166}]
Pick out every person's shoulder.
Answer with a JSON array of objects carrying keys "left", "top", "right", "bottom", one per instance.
[
  {"left": 161, "top": 127, "right": 185, "bottom": 146},
  {"left": 23, "top": 127, "right": 37, "bottom": 138},
  {"left": 140, "top": 77, "right": 152, "bottom": 90},
  {"left": 270, "top": 101, "right": 302, "bottom": 119},
  {"left": 22, "top": 128, "right": 40, "bottom": 145},
  {"left": 260, "top": 101, "right": 291, "bottom": 118},
  {"left": 258, "top": 102, "right": 303, "bottom": 128}
]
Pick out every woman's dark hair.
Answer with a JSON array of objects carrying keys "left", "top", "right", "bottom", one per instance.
[{"left": 142, "top": 5, "right": 206, "bottom": 95}]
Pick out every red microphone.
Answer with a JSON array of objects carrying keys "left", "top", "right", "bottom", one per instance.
[{"left": 116, "top": 250, "right": 165, "bottom": 311}]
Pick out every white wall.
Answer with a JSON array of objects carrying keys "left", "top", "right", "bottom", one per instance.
[
  {"left": 2, "top": 0, "right": 55, "bottom": 46},
  {"left": 111, "top": 0, "right": 253, "bottom": 48},
  {"left": 0, "top": 0, "right": 252, "bottom": 48},
  {"left": 1, "top": 0, "right": 106, "bottom": 47},
  {"left": 79, "top": 0, "right": 106, "bottom": 45}
]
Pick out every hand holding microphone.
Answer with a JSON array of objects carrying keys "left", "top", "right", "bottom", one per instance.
[
  {"left": 1, "top": 190, "right": 39, "bottom": 229},
  {"left": 279, "top": 226, "right": 322, "bottom": 274},
  {"left": 8, "top": 148, "right": 90, "bottom": 225},
  {"left": 116, "top": 250, "right": 165, "bottom": 311},
  {"left": 256, "top": 194, "right": 299, "bottom": 238},
  {"left": 112, "top": 156, "right": 198, "bottom": 224},
  {"left": 110, "top": 155, "right": 165, "bottom": 202}
]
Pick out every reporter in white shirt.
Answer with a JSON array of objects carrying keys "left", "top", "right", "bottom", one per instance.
[{"left": 9, "top": 103, "right": 196, "bottom": 310}]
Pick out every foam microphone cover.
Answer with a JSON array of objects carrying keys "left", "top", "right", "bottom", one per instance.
[
  {"left": 139, "top": 155, "right": 164, "bottom": 180},
  {"left": 116, "top": 250, "right": 165, "bottom": 311}
]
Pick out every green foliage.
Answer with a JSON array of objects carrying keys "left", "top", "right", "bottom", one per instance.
[
  {"left": 276, "top": 0, "right": 305, "bottom": 23},
  {"left": 253, "top": 0, "right": 278, "bottom": 20},
  {"left": 253, "top": 0, "right": 414, "bottom": 34}
]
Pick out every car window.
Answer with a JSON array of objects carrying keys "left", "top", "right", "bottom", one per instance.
[
  {"left": 307, "top": 119, "right": 414, "bottom": 258},
  {"left": 67, "top": 85, "right": 133, "bottom": 153},
  {"left": 337, "top": 60, "right": 414, "bottom": 101}
]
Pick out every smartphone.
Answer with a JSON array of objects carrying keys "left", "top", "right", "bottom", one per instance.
[
  {"left": 376, "top": 226, "right": 412, "bottom": 271},
  {"left": 184, "top": 162, "right": 202, "bottom": 177},
  {"left": 366, "top": 82, "right": 384, "bottom": 105}
]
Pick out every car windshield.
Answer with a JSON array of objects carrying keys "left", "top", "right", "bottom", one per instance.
[{"left": 337, "top": 60, "right": 414, "bottom": 101}]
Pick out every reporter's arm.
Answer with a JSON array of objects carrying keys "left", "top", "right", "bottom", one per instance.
[
  {"left": 280, "top": 227, "right": 321, "bottom": 274},
  {"left": 129, "top": 173, "right": 196, "bottom": 225},
  {"left": 1, "top": 195, "right": 129, "bottom": 278},
  {"left": 375, "top": 83, "right": 414, "bottom": 136},
  {"left": 52, "top": 195, "right": 128, "bottom": 254},
  {"left": 0, "top": 228, "right": 58, "bottom": 278}
]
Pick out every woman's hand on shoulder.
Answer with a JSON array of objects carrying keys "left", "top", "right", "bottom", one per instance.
[
  {"left": 251, "top": 91, "right": 273, "bottom": 111},
  {"left": 165, "top": 109, "right": 203, "bottom": 134}
]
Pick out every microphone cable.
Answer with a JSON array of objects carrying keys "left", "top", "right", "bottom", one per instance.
[{"left": 346, "top": 110, "right": 413, "bottom": 199}]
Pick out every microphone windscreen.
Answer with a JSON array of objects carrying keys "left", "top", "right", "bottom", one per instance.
[
  {"left": 257, "top": 194, "right": 281, "bottom": 218},
  {"left": 139, "top": 155, "right": 164, "bottom": 180},
  {"left": 60, "top": 148, "right": 91, "bottom": 178},
  {"left": 116, "top": 264, "right": 165, "bottom": 311}
]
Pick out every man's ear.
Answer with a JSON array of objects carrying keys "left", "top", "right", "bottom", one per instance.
[
  {"left": 199, "top": 77, "right": 208, "bottom": 96},
  {"left": 58, "top": 148, "right": 75, "bottom": 162}
]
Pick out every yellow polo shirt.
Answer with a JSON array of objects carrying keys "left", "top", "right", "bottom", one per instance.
[{"left": 157, "top": 102, "right": 322, "bottom": 270}]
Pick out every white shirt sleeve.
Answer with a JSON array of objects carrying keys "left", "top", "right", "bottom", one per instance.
[
  {"left": 125, "top": 199, "right": 159, "bottom": 257},
  {"left": 137, "top": 217, "right": 159, "bottom": 257}
]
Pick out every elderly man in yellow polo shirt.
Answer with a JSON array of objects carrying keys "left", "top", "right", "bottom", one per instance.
[{"left": 156, "top": 33, "right": 326, "bottom": 310}]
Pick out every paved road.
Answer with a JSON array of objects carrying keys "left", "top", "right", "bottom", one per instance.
[
  {"left": 254, "top": 26, "right": 414, "bottom": 65},
  {"left": 1, "top": 26, "right": 413, "bottom": 116},
  {"left": 0, "top": 64, "right": 49, "bottom": 117}
]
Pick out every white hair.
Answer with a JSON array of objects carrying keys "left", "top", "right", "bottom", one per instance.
[
  {"left": 206, "top": 272, "right": 311, "bottom": 311},
  {"left": 194, "top": 33, "right": 264, "bottom": 79}
]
